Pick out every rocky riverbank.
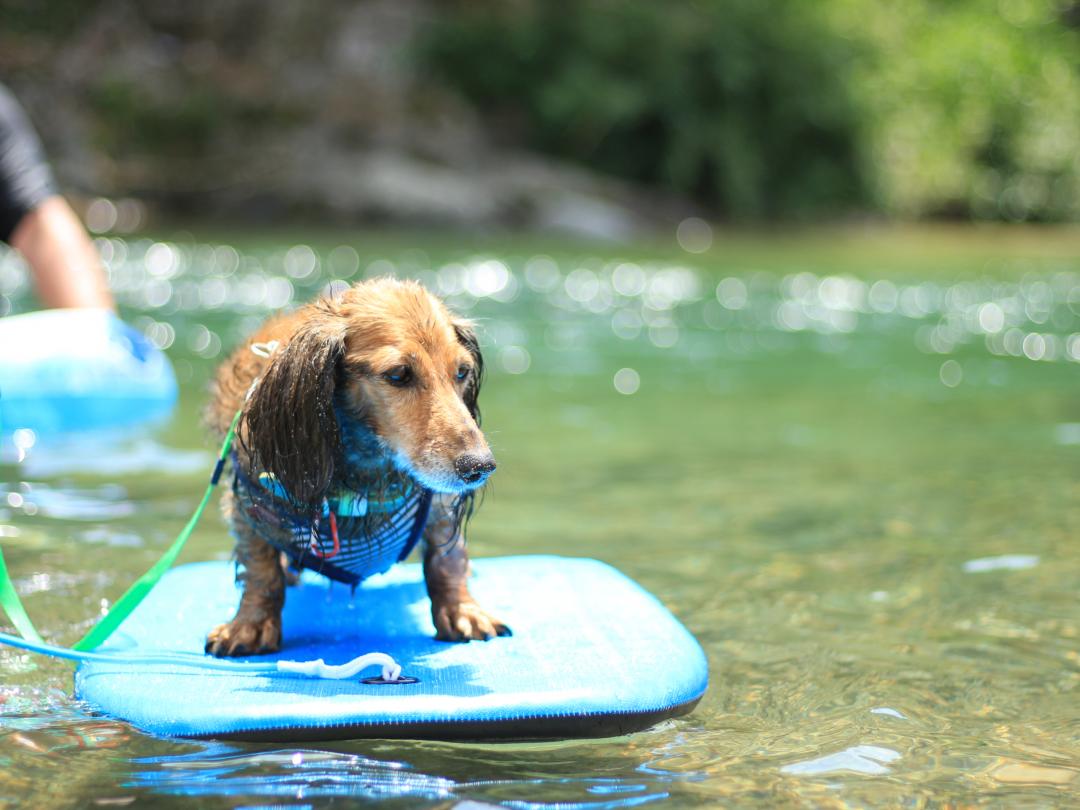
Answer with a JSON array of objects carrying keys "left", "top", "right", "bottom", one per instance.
[{"left": 1, "top": 0, "right": 694, "bottom": 238}]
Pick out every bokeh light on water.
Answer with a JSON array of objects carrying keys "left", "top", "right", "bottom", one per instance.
[{"left": 6, "top": 236, "right": 1080, "bottom": 381}]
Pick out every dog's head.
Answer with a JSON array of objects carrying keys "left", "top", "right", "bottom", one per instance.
[{"left": 240, "top": 278, "right": 493, "bottom": 511}]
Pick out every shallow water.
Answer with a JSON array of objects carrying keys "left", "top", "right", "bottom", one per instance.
[{"left": 1, "top": 228, "right": 1079, "bottom": 807}]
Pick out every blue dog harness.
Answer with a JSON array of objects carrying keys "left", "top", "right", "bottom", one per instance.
[{"left": 232, "top": 456, "right": 433, "bottom": 586}]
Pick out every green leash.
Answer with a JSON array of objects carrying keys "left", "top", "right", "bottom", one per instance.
[
  {"left": 0, "top": 548, "right": 44, "bottom": 643},
  {"left": 0, "top": 409, "right": 240, "bottom": 651}
]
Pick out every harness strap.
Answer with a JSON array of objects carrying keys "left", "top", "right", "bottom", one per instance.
[
  {"left": 398, "top": 489, "right": 433, "bottom": 563},
  {"left": 232, "top": 458, "right": 434, "bottom": 586}
]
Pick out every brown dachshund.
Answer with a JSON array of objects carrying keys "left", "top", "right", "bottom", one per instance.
[{"left": 204, "top": 277, "right": 509, "bottom": 656}]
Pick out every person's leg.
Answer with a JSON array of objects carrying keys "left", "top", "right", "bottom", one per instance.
[{"left": 0, "top": 83, "right": 113, "bottom": 310}]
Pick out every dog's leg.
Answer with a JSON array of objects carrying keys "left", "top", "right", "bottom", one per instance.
[
  {"left": 205, "top": 516, "right": 285, "bottom": 656},
  {"left": 280, "top": 552, "right": 300, "bottom": 586},
  {"left": 423, "top": 497, "right": 511, "bottom": 642}
]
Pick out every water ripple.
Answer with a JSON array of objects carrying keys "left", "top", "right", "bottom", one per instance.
[
  {"left": 780, "top": 744, "right": 901, "bottom": 776},
  {"left": 130, "top": 745, "right": 672, "bottom": 807}
]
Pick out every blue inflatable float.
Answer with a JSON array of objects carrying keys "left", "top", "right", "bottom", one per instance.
[
  {"left": 0, "top": 308, "right": 177, "bottom": 437},
  {"left": 75, "top": 556, "right": 708, "bottom": 741}
]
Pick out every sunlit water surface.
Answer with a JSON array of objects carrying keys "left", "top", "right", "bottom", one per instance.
[{"left": 1, "top": 230, "right": 1078, "bottom": 807}]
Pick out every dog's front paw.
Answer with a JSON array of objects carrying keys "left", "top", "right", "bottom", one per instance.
[
  {"left": 432, "top": 599, "right": 512, "bottom": 642},
  {"left": 205, "top": 615, "right": 282, "bottom": 657}
]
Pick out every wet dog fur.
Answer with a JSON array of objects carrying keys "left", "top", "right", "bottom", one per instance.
[{"left": 204, "top": 277, "right": 509, "bottom": 656}]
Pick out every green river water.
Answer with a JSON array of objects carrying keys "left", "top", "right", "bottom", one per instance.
[{"left": 0, "top": 227, "right": 1078, "bottom": 807}]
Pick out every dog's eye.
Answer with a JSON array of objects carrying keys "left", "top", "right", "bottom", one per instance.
[
  {"left": 455, "top": 365, "right": 470, "bottom": 382},
  {"left": 383, "top": 366, "right": 413, "bottom": 387}
]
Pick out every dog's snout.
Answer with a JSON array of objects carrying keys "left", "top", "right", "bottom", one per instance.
[{"left": 454, "top": 453, "right": 496, "bottom": 485}]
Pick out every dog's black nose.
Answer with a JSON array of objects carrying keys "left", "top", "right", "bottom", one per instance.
[{"left": 455, "top": 453, "right": 496, "bottom": 484}]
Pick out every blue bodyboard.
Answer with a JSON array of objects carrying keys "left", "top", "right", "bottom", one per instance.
[{"left": 75, "top": 556, "right": 708, "bottom": 741}]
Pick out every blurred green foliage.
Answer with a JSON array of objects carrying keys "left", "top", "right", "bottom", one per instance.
[
  {"left": 420, "top": 0, "right": 1080, "bottom": 222},
  {"left": 91, "top": 80, "right": 223, "bottom": 159},
  {"left": 420, "top": 0, "right": 865, "bottom": 220},
  {"left": 0, "top": 0, "right": 103, "bottom": 37},
  {"left": 831, "top": 0, "right": 1080, "bottom": 222}
]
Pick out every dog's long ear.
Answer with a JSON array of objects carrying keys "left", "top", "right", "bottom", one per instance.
[
  {"left": 454, "top": 320, "right": 483, "bottom": 425},
  {"left": 451, "top": 319, "right": 485, "bottom": 535},
  {"left": 241, "top": 318, "right": 345, "bottom": 512}
]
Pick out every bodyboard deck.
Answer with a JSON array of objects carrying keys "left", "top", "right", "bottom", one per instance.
[{"left": 75, "top": 556, "right": 708, "bottom": 741}]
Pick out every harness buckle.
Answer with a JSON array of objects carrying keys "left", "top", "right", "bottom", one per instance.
[{"left": 308, "top": 506, "right": 341, "bottom": 560}]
